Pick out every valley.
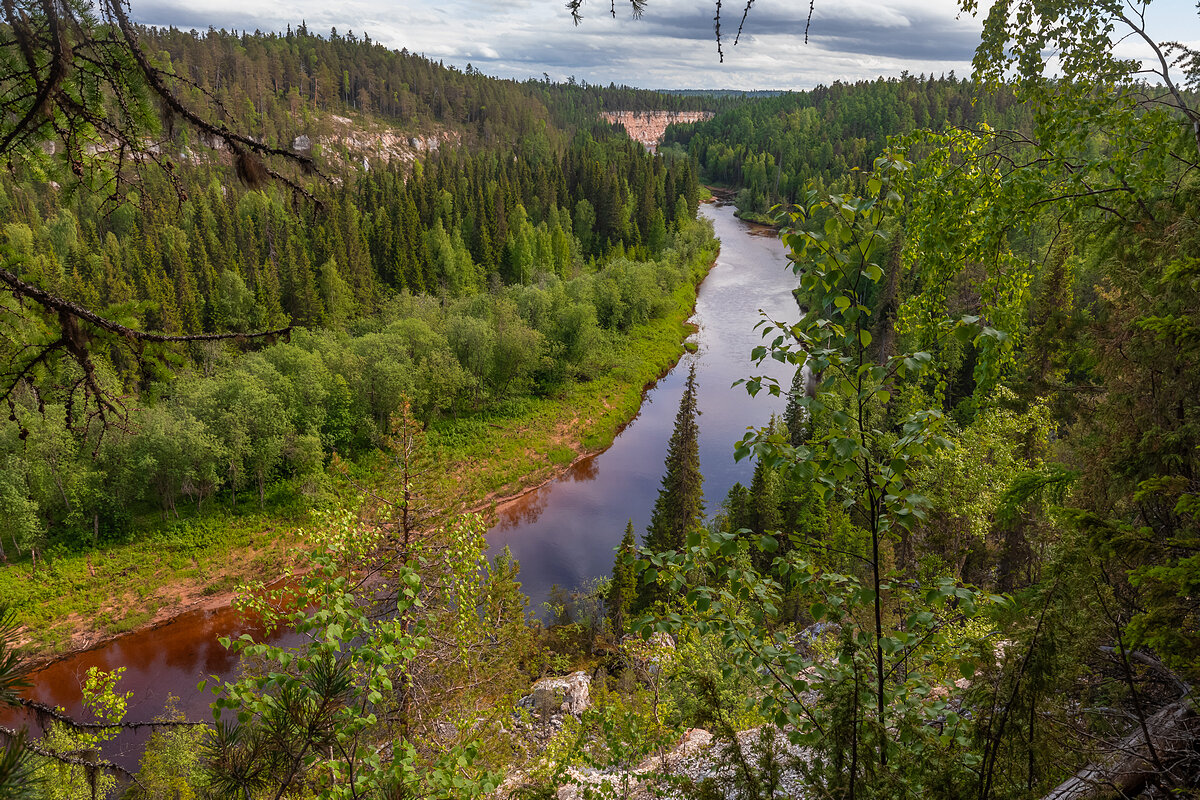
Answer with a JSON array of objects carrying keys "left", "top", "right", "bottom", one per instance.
[{"left": 1, "top": 5, "right": 1197, "bottom": 799}]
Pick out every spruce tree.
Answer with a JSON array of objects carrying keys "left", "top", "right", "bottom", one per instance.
[
  {"left": 638, "top": 363, "right": 703, "bottom": 609},
  {"left": 608, "top": 520, "right": 638, "bottom": 634},
  {"left": 782, "top": 366, "right": 808, "bottom": 448},
  {"left": 644, "top": 362, "right": 704, "bottom": 554}
]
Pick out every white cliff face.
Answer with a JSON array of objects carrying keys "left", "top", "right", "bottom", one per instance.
[
  {"left": 319, "top": 115, "right": 461, "bottom": 167},
  {"left": 599, "top": 111, "right": 714, "bottom": 152}
]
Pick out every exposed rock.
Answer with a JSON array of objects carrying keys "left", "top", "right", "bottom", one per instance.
[
  {"left": 521, "top": 670, "right": 591, "bottom": 718},
  {"left": 292, "top": 134, "right": 311, "bottom": 151},
  {"left": 320, "top": 118, "right": 461, "bottom": 168},
  {"left": 599, "top": 110, "right": 714, "bottom": 152},
  {"left": 549, "top": 725, "right": 811, "bottom": 800}
]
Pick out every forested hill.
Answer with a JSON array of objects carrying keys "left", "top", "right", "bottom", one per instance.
[
  {"left": 662, "top": 76, "right": 1030, "bottom": 217},
  {"left": 0, "top": 24, "right": 714, "bottom": 584},
  {"left": 138, "top": 24, "right": 731, "bottom": 150},
  {"left": 4, "top": 25, "right": 718, "bottom": 335}
]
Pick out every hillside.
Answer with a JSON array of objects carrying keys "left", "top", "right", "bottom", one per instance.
[
  {"left": 599, "top": 110, "right": 714, "bottom": 151},
  {"left": 0, "top": 25, "right": 718, "bottom": 651},
  {"left": 663, "top": 76, "right": 1030, "bottom": 217}
]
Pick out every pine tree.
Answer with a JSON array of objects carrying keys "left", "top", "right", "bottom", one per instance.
[{"left": 608, "top": 520, "right": 637, "bottom": 634}]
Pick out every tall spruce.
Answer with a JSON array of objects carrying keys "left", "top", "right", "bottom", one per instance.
[
  {"left": 607, "top": 520, "right": 638, "bottom": 634},
  {"left": 782, "top": 366, "right": 808, "bottom": 448},
  {"left": 638, "top": 362, "right": 703, "bottom": 608},
  {"left": 644, "top": 362, "right": 704, "bottom": 553}
]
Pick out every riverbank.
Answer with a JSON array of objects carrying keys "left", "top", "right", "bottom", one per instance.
[{"left": 8, "top": 236, "right": 719, "bottom": 667}]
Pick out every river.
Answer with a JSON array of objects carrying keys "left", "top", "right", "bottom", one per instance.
[
  {"left": 487, "top": 201, "right": 799, "bottom": 608},
  {"left": 8, "top": 200, "right": 799, "bottom": 769}
]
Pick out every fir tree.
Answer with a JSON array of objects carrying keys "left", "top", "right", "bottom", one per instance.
[
  {"left": 782, "top": 366, "right": 808, "bottom": 448},
  {"left": 638, "top": 363, "right": 703, "bottom": 609},
  {"left": 608, "top": 520, "right": 638, "bottom": 634},
  {"left": 643, "top": 363, "right": 703, "bottom": 556}
]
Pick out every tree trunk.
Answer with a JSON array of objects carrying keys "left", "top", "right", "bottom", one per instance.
[{"left": 1041, "top": 700, "right": 1198, "bottom": 800}]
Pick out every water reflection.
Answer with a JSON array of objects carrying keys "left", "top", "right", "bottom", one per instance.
[
  {"left": 488, "top": 202, "right": 798, "bottom": 608},
  {"left": 496, "top": 486, "right": 551, "bottom": 530},
  {"left": 568, "top": 454, "right": 600, "bottom": 483},
  {"left": 7, "top": 603, "right": 298, "bottom": 771}
]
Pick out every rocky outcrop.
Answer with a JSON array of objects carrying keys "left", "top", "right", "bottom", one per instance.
[
  {"left": 621, "top": 631, "right": 676, "bottom": 679},
  {"left": 517, "top": 670, "right": 592, "bottom": 723},
  {"left": 548, "top": 725, "right": 810, "bottom": 800},
  {"left": 600, "top": 110, "right": 714, "bottom": 152},
  {"left": 318, "top": 115, "right": 461, "bottom": 167}
]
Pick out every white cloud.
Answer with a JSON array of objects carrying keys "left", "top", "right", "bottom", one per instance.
[{"left": 131, "top": 0, "right": 1200, "bottom": 90}]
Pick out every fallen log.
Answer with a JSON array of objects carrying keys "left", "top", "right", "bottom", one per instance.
[{"left": 1042, "top": 699, "right": 1198, "bottom": 800}]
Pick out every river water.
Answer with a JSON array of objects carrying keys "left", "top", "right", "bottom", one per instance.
[
  {"left": 487, "top": 201, "right": 799, "bottom": 607},
  {"left": 9, "top": 200, "right": 799, "bottom": 768}
]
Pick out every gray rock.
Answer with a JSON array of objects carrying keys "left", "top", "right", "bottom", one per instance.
[{"left": 519, "top": 670, "right": 591, "bottom": 718}]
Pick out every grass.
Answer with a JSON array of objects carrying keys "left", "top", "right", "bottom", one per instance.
[
  {"left": 3, "top": 509, "right": 307, "bottom": 656},
  {"left": 733, "top": 208, "right": 779, "bottom": 227},
  {"left": 5, "top": 242, "right": 718, "bottom": 660}
]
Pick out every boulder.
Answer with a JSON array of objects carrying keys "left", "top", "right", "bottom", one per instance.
[{"left": 518, "top": 670, "right": 591, "bottom": 719}]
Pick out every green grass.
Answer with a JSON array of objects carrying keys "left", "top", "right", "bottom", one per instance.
[
  {"left": 4, "top": 242, "right": 718, "bottom": 659},
  {"left": 733, "top": 208, "right": 779, "bottom": 226},
  {"left": 3, "top": 509, "right": 306, "bottom": 656}
]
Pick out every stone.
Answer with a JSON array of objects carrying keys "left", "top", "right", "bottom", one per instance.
[
  {"left": 518, "top": 670, "right": 591, "bottom": 719},
  {"left": 292, "top": 134, "right": 311, "bottom": 151}
]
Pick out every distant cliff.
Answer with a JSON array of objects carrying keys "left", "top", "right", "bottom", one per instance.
[{"left": 600, "top": 110, "right": 714, "bottom": 152}]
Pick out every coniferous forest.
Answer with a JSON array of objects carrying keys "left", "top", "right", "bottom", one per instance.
[{"left": 1, "top": 1, "right": 1199, "bottom": 798}]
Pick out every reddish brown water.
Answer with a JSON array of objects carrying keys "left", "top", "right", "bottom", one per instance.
[
  {"left": 487, "top": 202, "right": 798, "bottom": 607},
  {"left": 8, "top": 200, "right": 798, "bottom": 770},
  {"left": 3, "top": 602, "right": 301, "bottom": 770}
]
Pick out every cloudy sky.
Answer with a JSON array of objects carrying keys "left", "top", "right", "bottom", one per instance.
[{"left": 130, "top": 0, "right": 1200, "bottom": 90}]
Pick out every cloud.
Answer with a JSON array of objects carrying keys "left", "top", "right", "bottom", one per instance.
[{"left": 128, "top": 0, "right": 1200, "bottom": 90}]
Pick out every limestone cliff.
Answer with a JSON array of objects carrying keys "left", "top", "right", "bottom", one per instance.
[{"left": 599, "top": 110, "right": 713, "bottom": 152}]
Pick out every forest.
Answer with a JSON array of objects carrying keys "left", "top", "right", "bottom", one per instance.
[
  {"left": 1, "top": 0, "right": 1199, "bottom": 798},
  {"left": 661, "top": 76, "right": 1034, "bottom": 219},
  {"left": 0, "top": 32, "right": 706, "bottom": 568}
]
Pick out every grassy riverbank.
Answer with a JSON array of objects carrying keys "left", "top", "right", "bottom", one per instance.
[{"left": 4, "top": 239, "right": 718, "bottom": 661}]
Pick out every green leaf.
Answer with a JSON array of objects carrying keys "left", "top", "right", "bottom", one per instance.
[{"left": 859, "top": 329, "right": 873, "bottom": 348}]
